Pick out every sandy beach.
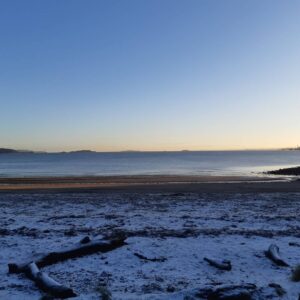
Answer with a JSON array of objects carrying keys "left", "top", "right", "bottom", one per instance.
[
  {"left": 1, "top": 177, "right": 300, "bottom": 299},
  {"left": 0, "top": 175, "right": 299, "bottom": 193},
  {"left": 2, "top": 0, "right": 300, "bottom": 298}
]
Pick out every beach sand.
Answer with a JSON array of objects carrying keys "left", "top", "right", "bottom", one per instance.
[
  {"left": 1, "top": 177, "right": 300, "bottom": 299},
  {"left": 0, "top": 174, "right": 299, "bottom": 193}
]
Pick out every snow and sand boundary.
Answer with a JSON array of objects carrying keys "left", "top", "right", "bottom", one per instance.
[{"left": 1, "top": 179, "right": 300, "bottom": 299}]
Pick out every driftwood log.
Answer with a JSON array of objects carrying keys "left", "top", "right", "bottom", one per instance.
[
  {"left": 134, "top": 252, "right": 166, "bottom": 262},
  {"left": 25, "top": 262, "right": 76, "bottom": 298},
  {"left": 8, "top": 237, "right": 126, "bottom": 298},
  {"left": 9, "top": 237, "right": 126, "bottom": 273},
  {"left": 265, "top": 244, "right": 289, "bottom": 267},
  {"left": 204, "top": 257, "right": 232, "bottom": 271},
  {"left": 289, "top": 241, "right": 300, "bottom": 247}
]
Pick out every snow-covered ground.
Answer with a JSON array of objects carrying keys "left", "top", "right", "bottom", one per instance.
[{"left": 0, "top": 191, "right": 300, "bottom": 299}]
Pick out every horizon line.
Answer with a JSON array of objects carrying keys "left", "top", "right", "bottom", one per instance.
[{"left": 1, "top": 146, "right": 298, "bottom": 153}]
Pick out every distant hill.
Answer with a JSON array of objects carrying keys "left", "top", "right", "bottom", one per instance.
[
  {"left": 283, "top": 146, "right": 300, "bottom": 151},
  {"left": 0, "top": 148, "right": 98, "bottom": 155},
  {"left": 67, "top": 150, "right": 96, "bottom": 154},
  {"left": 0, "top": 148, "right": 36, "bottom": 154},
  {"left": 0, "top": 148, "right": 20, "bottom": 154}
]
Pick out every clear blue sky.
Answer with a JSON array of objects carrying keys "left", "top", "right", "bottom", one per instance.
[{"left": 1, "top": 0, "right": 300, "bottom": 151}]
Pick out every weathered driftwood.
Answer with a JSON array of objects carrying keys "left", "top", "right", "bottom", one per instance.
[
  {"left": 25, "top": 262, "right": 76, "bottom": 298},
  {"left": 134, "top": 252, "right": 166, "bottom": 262},
  {"left": 204, "top": 257, "right": 232, "bottom": 271},
  {"left": 265, "top": 244, "right": 289, "bottom": 267},
  {"left": 9, "top": 237, "right": 126, "bottom": 274},
  {"left": 289, "top": 241, "right": 300, "bottom": 247}
]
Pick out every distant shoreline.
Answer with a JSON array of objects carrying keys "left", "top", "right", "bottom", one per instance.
[
  {"left": 266, "top": 166, "right": 300, "bottom": 176},
  {"left": 0, "top": 148, "right": 293, "bottom": 154}
]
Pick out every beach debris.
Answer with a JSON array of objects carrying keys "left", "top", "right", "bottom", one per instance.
[
  {"left": 291, "top": 264, "right": 300, "bottom": 282},
  {"left": 204, "top": 257, "right": 232, "bottom": 271},
  {"left": 80, "top": 236, "right": 91, "bottom": 244},
  {"left": 24, "top": 262, "right": 76, "bottom": 298},
  {"left": 64, "top": 227, "right": 77, "bottom": 236},
  {"left": 184, "top": 283, "right": 287, "bottom": 299},
  {"left": 289, "top": 241, "right": 300, "bottom": 247},
  {"left": 97, "top": 285, "right": 112, "bottom": 300},
  {"left": 134, "top": 252, "right": 166, "bottom": 262},
  {"left": 166, "top": 285, "right": 176, "bottom": 293},
  {"left": 8, "top": 237, "right": 126, "bottom": 298},
  {"left": 268, "top": 283, "right": 286, "bottom": 296},
  {"left": 194, "top": 283, "right": 257, "bottom": 300},
  {"left": 0, "top": 228, "right": 10, "bottom": 236},
  {"left": 142, "top": 282, "right": 163, "bottom": 293},
  {"left": 9, "top": 237, "right": 126, "bottom": 273},
  {"left": 264, "top": 244, "right": 289, "bottom": 267}
]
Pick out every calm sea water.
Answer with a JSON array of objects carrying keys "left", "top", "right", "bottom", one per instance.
[{"left": 0, "top": 151, "right": 299, "bottom": 177}]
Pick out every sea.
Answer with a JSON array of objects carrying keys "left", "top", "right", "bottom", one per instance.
[{"left": 0, "top": 150, "right": 299, "bottom": 178}]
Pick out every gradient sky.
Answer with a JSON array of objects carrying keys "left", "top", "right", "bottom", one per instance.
[{"left": 1, "top": 0, "right": 300, "bottom": 151}]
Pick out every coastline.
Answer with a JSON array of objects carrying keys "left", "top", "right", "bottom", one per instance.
[{"left": 0, "top": 174, "right": 299, "bottom": 193}]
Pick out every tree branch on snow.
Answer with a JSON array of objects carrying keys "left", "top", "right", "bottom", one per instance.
[
  {"left": 8, "top": 236, "right": 126, "bottom": 298},
  {"left": 9, "top": 237, "right": 126, "bottom": 273},
  {"left": 204, "top": 257, "right": 232, "bottom": 271}
]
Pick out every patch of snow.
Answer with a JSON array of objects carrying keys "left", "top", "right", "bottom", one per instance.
[{"left": 0, "top": 192, "right": 300, "bottom": 299}]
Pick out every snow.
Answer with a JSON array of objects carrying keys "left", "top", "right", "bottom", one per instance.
[{"left": 0, "top": 191, "right": 300, "bottom": 299}]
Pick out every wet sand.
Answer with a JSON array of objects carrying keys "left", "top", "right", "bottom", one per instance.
[{"left": 0, "top": 175, "right": 299, "bottom": 193}]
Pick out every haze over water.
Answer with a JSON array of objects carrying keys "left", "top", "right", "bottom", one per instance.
[{"left": 0, "top": 150, "right": 299, "bottom": 178}]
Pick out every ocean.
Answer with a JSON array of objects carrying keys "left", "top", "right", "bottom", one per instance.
[{"left": 0, "top": 150, "right": 299, "bottom": 177}]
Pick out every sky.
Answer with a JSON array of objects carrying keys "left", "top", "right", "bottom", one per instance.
[{"left": 0, "top": 0, "right": 300, "bottom": 152}]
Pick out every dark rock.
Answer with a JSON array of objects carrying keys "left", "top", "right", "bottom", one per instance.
[
  {"left": 80, "top": 236, "right": 91, "bottom": 244},
  {"left": 0, "top": 228, "right": 10, "bottom": 236},
  {"left": 266, "top": 166, "right": 300, "bottom": 176},
  {"left": 167, "top": 285, "right": 176, "bottom": 293},
  {"left": 289, "top": 241, "right": 300, "bottom": 247}
]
